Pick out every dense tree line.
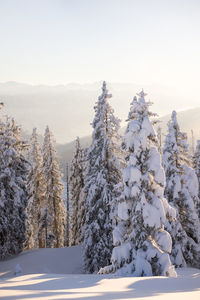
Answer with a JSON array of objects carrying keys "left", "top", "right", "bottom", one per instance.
[{"left": 1, "top": 82, "right": 200, "bottom": 279}]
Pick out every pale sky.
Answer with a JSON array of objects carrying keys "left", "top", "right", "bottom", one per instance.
[{"left": 0, "top": 0, "right": 200, "bottom": 91}]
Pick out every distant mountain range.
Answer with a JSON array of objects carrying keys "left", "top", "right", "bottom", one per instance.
[
  {"left": 0, "top": 81, "right": 199, "bottom": 144},
  {"left": 56, "top": 107, "right": 200, "bottom": 169}
]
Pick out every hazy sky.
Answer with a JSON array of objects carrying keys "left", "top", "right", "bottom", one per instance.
[{"left": 0, "top": 0, "right": 200, "bottom": 91}]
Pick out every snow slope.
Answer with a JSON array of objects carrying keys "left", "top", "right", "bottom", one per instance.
[
  {"left": 0, "top": 246, "right": 200, "bottom": 299},
  {"left": 0, "top": 246, "right": 83, "bottom": 278}
]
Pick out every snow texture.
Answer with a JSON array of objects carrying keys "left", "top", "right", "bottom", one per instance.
[{"left": 0, "top": 247, "right": 199, "bottom": 300}]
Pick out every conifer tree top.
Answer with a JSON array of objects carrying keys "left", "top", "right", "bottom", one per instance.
[
  {"left": 100, "top": 81, "right": 112, "bottom": 99},
  {"left": 136, "top": 89, "right": 147, "bottom": 98}
]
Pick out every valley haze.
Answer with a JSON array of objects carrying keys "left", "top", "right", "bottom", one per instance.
[{"left": 0, "top": 81, "right": 199, "bottom": 145}]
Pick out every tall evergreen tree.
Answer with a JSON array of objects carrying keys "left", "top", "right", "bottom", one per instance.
[
  {"left": 25, "top": 128, "right": 47, "bottom": 249},
  {"left": 0, "top": 114, "right": 29, "bottom": 259},
  {"left": 157, "top": 126, "right": 162, "bottom": 155},
  {"left": 42, "top": 126, "right": 66, "bottom": 248},
  {"left": 70, "top": 137, "right": 86, "bottom": 246},
  {"left": 64, "top": 163, "right": 70, "bottom": 247},
  {"left": 83, "top": 81, "right": 122, "bottom": 273},
  {"left": 77, "top": 147, "right": 88, "bottom": 242},
  {"left": 100, "top": 91, "right": 176, "bottom": 277},
  {"left": 193, "top": 140, "right": 200, "bottom": 217},
  {"left": 163, "top": 111, "right": 200, "bottom": 268}
]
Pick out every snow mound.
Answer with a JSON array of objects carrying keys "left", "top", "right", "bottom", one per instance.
[{"left": 0, "top": 246, "right": 83, "bottom": 278}]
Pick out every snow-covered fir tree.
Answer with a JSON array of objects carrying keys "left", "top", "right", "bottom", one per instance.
[
  {"left": 64, "top": 163, "right": 70, "bottom": 247},
  {"left": 193, "top": 140, "right": 200, "bottom": 217},
  {"left": 25, "top": 128, "right": 47, "bottom": 249},
  {"left": 157, "top": 126, "right": 162, "bottom": 155},
  {"left": 70, "top": 137, "right": 86, "bottom": 246},
  {"left": 100, "top": 91, "right": 176, "bottom": 277},
  {"left": 0, "top": 114, "right": 29, "bottom": 259},
  {"left": 42, "top": 126, "right": 66, "bottom": 248},
  {"left": 83, "top": 81, "right": 122, "bottom": 273},
  {"left": 163, "top": 111, "right": 200, "bottom": 268},
  {"left": 77, "top": 147, "right": 88, "bottom": 243}
]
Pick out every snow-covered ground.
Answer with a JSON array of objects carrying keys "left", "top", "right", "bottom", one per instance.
[
  {"left": 0, "top": 246, "right": 83, "bottom": 277},
  {"left": 0, "top": 246, "right": 200, "bottom": 299}
]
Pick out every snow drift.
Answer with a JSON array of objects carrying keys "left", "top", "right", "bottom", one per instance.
[
  {"left": 0, "top": 246, "right": 200, "bottom": 299},
  {"left": 0, "top": 246, "right": 82, "bottom": 278}
]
